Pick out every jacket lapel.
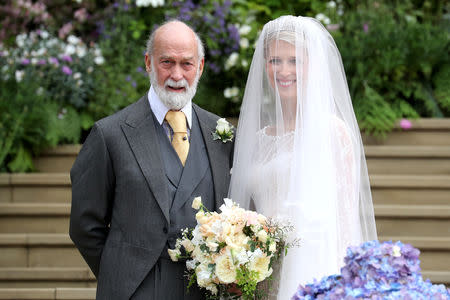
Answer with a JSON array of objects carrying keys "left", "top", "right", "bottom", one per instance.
[
  {"left": 120, "top": 96, "right": 170, "bottom": 224},
  {"left": 193, "top": 104, "right": 231, "bottom": 210}
]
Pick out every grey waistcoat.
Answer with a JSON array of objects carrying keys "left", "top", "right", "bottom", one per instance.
[{"left": 152, "top": 110, "right": 215, "bottom": 251}]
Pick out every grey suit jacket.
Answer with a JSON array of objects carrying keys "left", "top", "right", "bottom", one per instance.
[{"left": 69, "top": 95, "right": 233, "bottom": 299}]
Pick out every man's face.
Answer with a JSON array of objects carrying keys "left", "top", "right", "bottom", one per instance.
[{"left": 145, "top": 26, "right": 204, "bottom": 110}]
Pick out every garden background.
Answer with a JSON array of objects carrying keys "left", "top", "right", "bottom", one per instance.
[{"left": 0, "top": 0, "right": 449, "bottom": 172}]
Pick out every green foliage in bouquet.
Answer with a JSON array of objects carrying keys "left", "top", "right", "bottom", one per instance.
[{"left": 334, "top": 1, "right": 449, "bottom": 136}]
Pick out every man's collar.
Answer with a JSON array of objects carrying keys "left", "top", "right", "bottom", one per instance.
[{"left": 148, "top": 85, "right": 192, "bottom": 129}]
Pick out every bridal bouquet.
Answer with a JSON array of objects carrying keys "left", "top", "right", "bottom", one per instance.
[{"left": 168, "top": 197, "right": 294, "bottom": 299}]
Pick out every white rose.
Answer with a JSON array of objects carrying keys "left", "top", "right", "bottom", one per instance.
[
  {"left": 64, "top": 44, "right": 76, "bottom": 55},
  {"left": 67, "top": 35, "right": 80, "bottom": 45},
  {"left": 224, "top": 52, "right": 239, "bottom": 70},
  {"left": 269, "top": 241, "right": 276, "bottom": 253},
  {"left": 327, "top": 1, "right": 336, "bottom": 8},
  {"left": 73, "top": 72, "right": 82, "bottom": 80},
  {"left": 215, "top": 254, "right": 237, "bottom": 283},
  {"left": 196, "top": 263, "right": 212, "bottom": 287},
  {"left": 238, "top": 24, "right": 251, "bottom": 36},
  {"left": 76, "top": 46, "right": 87, "bottom": 58},
  {"left": 216, "top": 118, "right": 230, "bottom": 134},
  {"left": 15, "top": 70, "right": 24, "bottom": 82},
  {"left": 167, "top": 248, "right": 180, "bottom": 262},
  {"left": 239, "top": 38, "right": 249, "bottom": 49},
  {"left": 192, "top": 196, "right": 202, "bottom": 210},
  {"left": 94, "top": 56, "right": 105, "bottom": 65},
  {"left": 257, "top": 230, "right": 268, "bottom": 243},
  {"left": 195, "top": 211, "right": 208, "bottom": 224},
  {"left": 181, "top": 239, "right": 195, "bottom": 252},
  {"left": 249, "top": 255, "right": 272, "bottom": 282}
]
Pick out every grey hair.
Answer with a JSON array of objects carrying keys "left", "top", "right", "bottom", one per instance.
[{"left": 146, "top": 19, "right": 205, "bottom": 60}]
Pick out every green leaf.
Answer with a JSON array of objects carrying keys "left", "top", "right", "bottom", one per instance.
[{"left": 7, "top": 146, "right": 34, "bottom": 172}]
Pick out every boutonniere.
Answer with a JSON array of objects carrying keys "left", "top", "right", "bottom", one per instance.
[{"left": 212, "top": 118, "right": 234, "bottom": 143}]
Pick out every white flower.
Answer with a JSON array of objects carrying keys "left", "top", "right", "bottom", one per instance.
[
  {"left": 31, "top": 58, "right": 38, "bottom": 65},
  {"left": 257, "top": 230, "right": 268, "bottom": 243},
  {"left": 324, "top": 17, "right": 331, "bottom": 25},
  {"left": 234, "top": 249, "right": 250, "bottom": 266},
  {"left": 224, "top": 52, "right": 239, "bottom": 70},
  {"left": 87, "top": 66, "right": 93, "bottom": 73},
  {"left": 224, "top": 87, "right": 239, "bottom": 99},
  {"left": 327, "top": 1, "right": 336, "bottom": 8},
  {"left": 337, "top": 8, "right": 344, "bottom": 16},
  {"left": 94, "top": 56, "right": 105, "bottom": 65},
  {"left": 216, "top": 119, "right": 231, "bottom": 134},
  {"left": 315, "top": 13, "right": 326, "bottom": 22},
  {"left": 207, "top": 241, "right": 219, "bottom": 252},
  {"left": 204, "top": 283, "right": 218, "bottom": 295},
  {"left": 94, "top": 48, "right": 102, "bottom": 57},
  {"left": 392, "top": 245, "right": 401, "bottom": 257},
  {"left": 239, "top": 38, "right": 249, "bottom": 49},
  {"left": 64, "top": 44, "right": 76, "bottom": 55},
  {"left": 186, "top": 259, "right": 197, "bottom": 271},
  {"left": 39, "top": 30, "right": 49, "bottom": 39},
  {"left": 36, "top": 48, "right": 46, "bottom": 56},
  {"left": 181, "top": 239, "right": 195, "bottom": 252},
  {"left": 37, "top": 87, "right": 44, "bottom": 95},
  {"left": 75, "top": 0, "right": 82, "bottom": 3},
  {"left": 76, "top": 45, "right": 87, "bottom": 57},
  {"left": 269, "top": 241, "right": 276, "bottom": 253},
  {"left": 241, "top": 59, "right": 248, "bottom": 68},
  {"left": 76, "top": 79, "right": 83, "bottom": 87},
  {"left": 249, "top": 255, "right": 272, "bottom": 282},
  {"left": 46, "top": 38, "right": 58, "bottom": 47},
  {"left": 196, "top": 263, "right": 212, "bottom": 287},
  {"left": 16, "top": 33, "right": 27, "bottom": 48},
  {"left": 67, "top": 35, "right": 80, "bottom": 45},
  {"left": 15, "top": 70, "right": 25, "bottom": 82},
  {"left": 215, "top": 253, "right": 237, "bottom": 283},
  {"left": 238, "top": 24, "right": 251, "bottom": 36},
  {"left": 1, "top": 65, "right": 8, "bottom": 73},
  {"left": 73, "top": 72, "right": 82, "bottom": 80},
  {"left": 2, "top": 50, "right": 9, "bottom": 57},
  {"left": 192, "top": 196, "right": 202, "bottom": 210},
  {"left": 167, "top": 248, "right": 180, "bottom": 262}
]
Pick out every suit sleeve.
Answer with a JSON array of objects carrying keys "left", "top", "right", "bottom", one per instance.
[{"left": 69, "top": 123, "right": 115, "bottom": 277}]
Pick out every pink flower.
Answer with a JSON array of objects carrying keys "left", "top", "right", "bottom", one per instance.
[
  {"left": 399, "top": 119, "right": 412, "bottom": 130},
  {"left": 245, "top": 211, "right": 259, "bottom": 226},
  {"left": 62, "top": 65, "right": 72, "bottom": 75},
  {"left": 59, "top": 22, "right": 73, "bottom": 39},
  {"left": 363, "top": 23, "right": 369, "bottom": 33},
  {"left": 74, "top": 8, "right": 88, "bottom": 22},
  {"left": 327, "top": 24, "right": 340, "bottom": 32}
]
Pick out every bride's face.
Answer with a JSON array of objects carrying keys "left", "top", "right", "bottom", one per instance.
[{"left": 266, "top": 40, "right": 297, "bottom": 101}]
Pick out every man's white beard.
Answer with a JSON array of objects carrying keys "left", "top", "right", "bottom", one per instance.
[{"left": 150, "top": 64, "right": 200, "bottom": 110}]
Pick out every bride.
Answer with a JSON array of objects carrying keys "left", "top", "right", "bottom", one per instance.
[{"left": 228, "top": 16, "right": 377, "bottom": 299}]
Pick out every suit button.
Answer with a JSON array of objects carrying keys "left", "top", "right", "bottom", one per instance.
[{"left": 163, "top": 227, "right": 168, "bottom": 234}]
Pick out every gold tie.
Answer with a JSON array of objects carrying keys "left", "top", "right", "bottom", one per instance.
[{"left": 165, "top": 110, "right": 189, "bottom": 166}]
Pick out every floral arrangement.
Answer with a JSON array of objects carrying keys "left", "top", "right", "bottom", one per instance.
[
  {"left": 212, "top": 118, "right": 234, "bottom": 143},
  {"left": 168, "top": 197, "right": 294, "bottom": 299},
  {"left": 292, "top": 240, "right": 450, "bottom": 299}
]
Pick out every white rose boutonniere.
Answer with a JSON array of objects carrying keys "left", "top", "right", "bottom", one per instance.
[{"left": 212, "top": 118, "right": 234, "bottom": 143}]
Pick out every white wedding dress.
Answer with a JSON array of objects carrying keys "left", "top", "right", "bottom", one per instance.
[{"left": 250, "top": 122, "right": 362, "bottom": 299}]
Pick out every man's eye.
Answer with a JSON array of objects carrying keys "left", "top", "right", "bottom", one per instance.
[{"left": 161, "top": 60, "right": 171, "bottom": 64}]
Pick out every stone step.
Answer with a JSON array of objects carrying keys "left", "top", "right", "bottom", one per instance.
[
  {"left": 0, "top": 234, "right": 85, "bottom": 268},
  {"left": 365, "top": 146, "right": 450, "bottom": 175},
  {"left": 33, "top": 145, "right": 80, "bottom": 174},
  {"left": 0, "top": 268, "right": 95, "bottom": 288},
  {"left": 0, "top": 174, "right": 71, "bottom": 204},
  {"left": 375, "top": 204, "right": 450, "bottom": 237},
  {"left": 0, "top": 204, "right": 69, "bottom": 233},
  {"left": 0, "top": 233, "right": 447, "bottom": 273},
  {"left": 0, "top": 287, "right": 95, "bottom": 299},
  {"left": 370, "top": 175, "right": 450, "bottom": 206},
  {"left": 363, "top": 119, "right": 450, "bottom": 146}
]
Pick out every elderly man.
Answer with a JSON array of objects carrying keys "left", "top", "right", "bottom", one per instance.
[{"left": 69, "top": 20, "right": 233, "bottom": 299}]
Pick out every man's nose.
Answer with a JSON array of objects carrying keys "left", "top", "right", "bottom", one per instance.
[{"left": 171, "top": 64, "right": 183, "bottom": 81}]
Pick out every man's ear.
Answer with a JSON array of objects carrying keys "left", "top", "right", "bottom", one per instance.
[
  {"left": 198, "top": 57, "right": 205, "bottom": 77},
  {"left": 145, "top": 54, "right": 151, "bottom": 72}
]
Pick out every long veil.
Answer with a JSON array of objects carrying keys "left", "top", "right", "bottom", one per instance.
[{"left": 228, "top": 16, "right": 377, "bottom": 298}]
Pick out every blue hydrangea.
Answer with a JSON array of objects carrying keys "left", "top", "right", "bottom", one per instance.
[{"left": 292, "top": 240, "right": 450, "bottom": 299}]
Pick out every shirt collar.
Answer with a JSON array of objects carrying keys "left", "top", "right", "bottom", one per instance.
[{"left": 148, "top": 85, "right": 192, "bottom": 129}]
